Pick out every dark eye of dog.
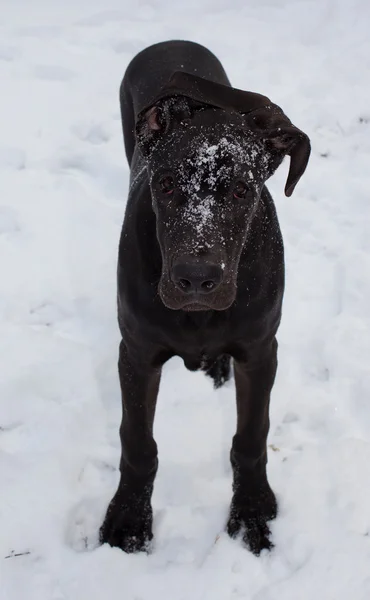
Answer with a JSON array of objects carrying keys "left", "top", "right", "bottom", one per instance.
[
  {"left": 159, "top": 176, "right": 175, "bottom": 195},
  {"left": 233, "top": 181, "right": 248, "bottom": 199}
]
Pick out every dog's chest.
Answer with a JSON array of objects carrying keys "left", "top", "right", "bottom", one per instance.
[{"left": 152, "top": 308, "right": 229, "bottom": 356}]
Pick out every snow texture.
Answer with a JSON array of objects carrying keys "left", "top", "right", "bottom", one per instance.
[
  {"left": 1, "top": 1, "right": 370, "bottom": 599},
  {"left": 175, "top": 134, "right": 264, "bottom": 249}
]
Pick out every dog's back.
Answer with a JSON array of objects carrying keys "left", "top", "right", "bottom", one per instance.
[{"left": 120, "top": 40, "right": 230, "bottom": 165}]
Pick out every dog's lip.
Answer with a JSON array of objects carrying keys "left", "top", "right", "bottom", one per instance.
[
  {"left": 160, "top": 293, "right": 212, "bottom": 311},
  {"left": 181, "top": 302, "right": 210, "bottom": 312},
  {"left": 163, "top": 296, "right": 234, "bottom": 311}
]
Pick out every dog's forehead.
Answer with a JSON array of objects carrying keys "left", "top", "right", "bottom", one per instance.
[
  {"left": 177, "top": 137, "right": 238, "bottom": 192},
  {"left": 175, "top": 128, "right": 267, "bottom": 192}
]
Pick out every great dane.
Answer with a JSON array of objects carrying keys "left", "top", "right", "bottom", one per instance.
[{"left": 100, "top": 40, "right": 310, "bottom": 555}]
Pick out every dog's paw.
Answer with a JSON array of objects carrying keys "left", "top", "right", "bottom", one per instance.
[
  {"left": 227, "top": 485, "right": 277, "bottom": 555},
  {"left": 99, "top": 493, "right": 153, "bottom": 553}
]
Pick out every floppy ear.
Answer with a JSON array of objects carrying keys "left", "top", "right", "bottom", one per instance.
[
  {"left": 158, "top": 72, "right": 311, "bottom": 195},
  {"left": 135, "top": 70, "right": 310, "bottom": 193},
  {"left": 244, "top": 108, "right": 311, "bottom": 197},
  {"left": 135, "top": 71, "right": 272, "bottom": 158}
]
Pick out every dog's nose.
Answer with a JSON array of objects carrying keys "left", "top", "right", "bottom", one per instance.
[{"left": 171, "top": 261, "right": 223, "bottom": 294}]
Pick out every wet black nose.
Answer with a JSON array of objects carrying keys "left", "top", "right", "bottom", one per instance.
[{"left": 171, "top": 261, "right": 223, "bottom": 294}]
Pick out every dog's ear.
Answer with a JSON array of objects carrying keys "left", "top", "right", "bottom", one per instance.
[
  {"left": 160, "top": 73, "right": 310, "bottom": 195},
  {"left": 136, "top": 96, "right": 193, "bottom": 157},
  {"left": 136, "top": 71, "right": 310, "bottom": 192},
  {"left": 161, "top": 71, "right": 272, "bottom": 114},
  {"left": 136, "top": 105, "right": 165, "bottom": 157},
  {"left": 135, "top": 71, "right": 271, "bottom": 158},
  {"left": 244, "top": 108, "right": 311, "bottom": 197}
]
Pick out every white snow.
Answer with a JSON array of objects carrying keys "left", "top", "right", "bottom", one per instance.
[
  {"left": 1, "top": 1, "right": 370, "bottom": 599},
  {"left": 179, "top": 136, "right": 265, "bottom": 195},
  {"left": 183, "top": 194, "right": 215, "bottom": 235}
]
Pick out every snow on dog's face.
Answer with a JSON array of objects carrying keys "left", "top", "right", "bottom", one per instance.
[{"left": 136, "top": 97, "right": 308, "bottom": 311}]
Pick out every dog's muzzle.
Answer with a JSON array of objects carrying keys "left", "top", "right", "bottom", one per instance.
[
  {"left": 159, "top": 255, "right": 236, "bottom": 311},
  {"left": 171, "top": 257, "right": 223, "bottom": 295}
]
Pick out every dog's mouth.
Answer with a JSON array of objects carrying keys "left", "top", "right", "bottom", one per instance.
[{"left": 181, "top": 302, "right": 211, "bottom": 312}]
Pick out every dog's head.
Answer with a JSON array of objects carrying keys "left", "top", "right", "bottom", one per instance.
[{"left": 136, "top": 72, "right": 310, "bottom": 311}]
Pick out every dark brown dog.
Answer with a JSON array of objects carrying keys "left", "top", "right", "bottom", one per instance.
[{"left": 100, "top": 40, "right": 310, "bottom": 555}]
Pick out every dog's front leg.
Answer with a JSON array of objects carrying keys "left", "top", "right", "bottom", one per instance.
[
  {"left": 100, "top": 340, "right": 161, "bottom": 553},
  {"left": 227, "top": 339, "right": 278, "bottom": 555}
]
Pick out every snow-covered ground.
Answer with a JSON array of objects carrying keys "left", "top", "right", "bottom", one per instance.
[{"left": 1, "top": 0, "right": 370, "bottom": 598}]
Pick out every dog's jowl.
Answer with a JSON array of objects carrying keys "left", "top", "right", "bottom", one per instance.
[{"left": 100, "top": 40, "right": 310, "bottom": 555}]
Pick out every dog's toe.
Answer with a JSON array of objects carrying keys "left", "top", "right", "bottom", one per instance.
[
  {"left": 100, "top": 518, "right": 152, "bottom": 553},
  {"left": 242, "top": 517, "right": 274, "bottom": 555},
  {"left": 100, "top": 495, "right": 153, "bottom": 553},
  {"left": 227, "top": 511, "right": 274, "bottom": 555},
  {"left": 226, "top": 507, "right": 242, "bottom": 538},
  {"left": 226, "top": 486, "right": 277, "bottom": 555}
]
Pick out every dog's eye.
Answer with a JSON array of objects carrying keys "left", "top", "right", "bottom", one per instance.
[
  {"left": 159, "top": 176, "right": 175, "bottom": 195},
  {"left": 233, "top": 182, "right": 248, "bottom": 199}
]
